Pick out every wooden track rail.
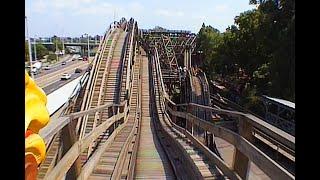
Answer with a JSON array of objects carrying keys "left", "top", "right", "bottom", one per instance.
[{"left": 36, "top": 18, "right": 295, "bottom": 180}]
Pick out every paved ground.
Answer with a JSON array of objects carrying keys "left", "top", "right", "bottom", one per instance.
[
  {"left": 42, "top": 71, "right": 85, "bottom": 95},
  {"left": 34, "top": 54, "right": 76, "bottom": 78},
  {"left": 35, "top": 60, "right": 89, "bottom": 88}
]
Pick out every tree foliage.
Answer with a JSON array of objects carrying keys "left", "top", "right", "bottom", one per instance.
[
  {"left": 197, "top": 0, "right": 295, "bottom": 103},
  {"left": 46, "top": 36, "right": 63, "bottom": 52},
  {"left": 25, "top": 41, "right": 30, "bottom": 62},
  {"left": 47, "top": 53, "right": 57, "bottom": 63},
  {"left": 33, "top": 43, "right": 49, "bottom": 59}
]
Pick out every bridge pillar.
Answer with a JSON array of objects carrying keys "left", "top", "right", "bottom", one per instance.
[{"left": 232, "top": 116, "right": 254, "bottom": 179}]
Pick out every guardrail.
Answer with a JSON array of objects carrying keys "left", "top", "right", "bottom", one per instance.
[
  {"left": 76, "top": 25, "right": 115, "bottom": 137},
  {"left": 153, "top": 48, "right": 240, "bottom": 179},
  {"left": 46, "top": 74, "right": 87, "bottom": 116},
  {"left": 118, "top": 21, "right": 131, "bottom": 104},
  {"left": 39, "top": 101, "right": 127, "bottom": 179},
  {"left": 165, "top": 103, "right": 294, "bottom": 179},
  {"left": 79, "top": 28, "right": 120, "bottom": 140},
  {"left": 127, "top": 48, "right": 142, "bottom": 179},
  {"left": 41, "top": 19, "right": 140, "bottom": 179},
  {"left": 152, "top": 47, "right": 294, "bottom": 180},
  {"left": 125, "top": 21, "right": 137, "bottom": 100}
]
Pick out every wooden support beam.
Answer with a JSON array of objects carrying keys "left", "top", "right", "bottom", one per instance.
[
  {"left": 165, "top": 104, "right": 294, "bottom": 179},
  {"left": 233, "top": 116, "right": 254, "bottom": 179},
  {"left": 44, "top": 111, "right": 126, "bottom": 180},
  {"left": 171, "top": 105, "right": 177, "bottom": 124},
  {"left": 61, "top": 117, "right": 82, "bottom": 179}
]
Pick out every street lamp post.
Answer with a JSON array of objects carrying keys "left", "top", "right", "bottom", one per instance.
[
  {"left": 34, "top": 35, "right": 37, "bottom": 62},
  {"left": 84, "top": 33, "right": 90, "bottom": 62},
  {"left": 62, "top": 37, "right": 65, "bottom": 55},
  {"left": 55, "top": 38, "right": 59, "bottom": 62},
  {"left": 87, "top": 34, "right": 90, "bottom": 61},
  {"left": 25, "top": 16, "right": 34, "bottom": 79},
  {"left": 61, "top": 30, "right": 65, "bottom": 55}
]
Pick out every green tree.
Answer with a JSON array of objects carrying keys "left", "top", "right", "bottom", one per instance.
[
  {"left": 196, "top": 23, "right": 223, "bottom": 78},
  {"left": 33, "top": 43, "right": 49, "bottom": 59},
  {"left": 25, "top": 41, "right": 30, "bottom": 62},
  {"left": 197, "top": 0, "right": 295, "bottom": 104},
  {"left": 65, "top": 47, "right": 70, "bottom": 54},
  {"left": 47, "top": 36, "right": 63, "bottom": 52},
  {"left": 47, "top": 53, "right": 57, "bottom": 63}
]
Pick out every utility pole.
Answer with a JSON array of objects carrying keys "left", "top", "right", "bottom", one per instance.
[
  {"left": 34, "top": 35, "right": 37, "bottom": 62},
  {"left": 86, "top": 33, "right": 90, "bottom": 62},
  {"left": 62, "top": 37, "right": 65, "bottom": 55},
  {"left": 55, "top": 38, "right": 59, "bottom": 62},
  {"left": 62, "top": 30, "right": 65, "bottom": 55},
  {"left": 25, "top": 16, "right": 34, "bottom": 79}
]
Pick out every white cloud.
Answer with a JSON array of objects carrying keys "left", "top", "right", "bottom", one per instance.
[
  {"left": 69, "top": 2, "right": 128, "bottom": 20},
  {"left": 81, "top": 0, "right": 96, "bottom": 3},
  {"left": 155, "top": 9, "right": 185, "bottom": 17},
  {"left": 214, "top": 4, "right": 229, "bottom": 13},
  {"left": 156, "top": 9, "right": 170, "bottom": 17},
  {"left": 191, "top": 14, "right": 207, "bottom": 21},
  {"left": 129, "top": 2, "right": 144, "bottom": 13},
  {"left": 31, "top": 0, "right": 97, "bottom": 14},
  {"left": 32, "top": 0, "right": 47, "bottom": 13},
  {"left": 50, "top": 0, "right": 72, "bottom": 9},
  {"left": 177, "top": 11, "right": 184, "bottom": 17}
]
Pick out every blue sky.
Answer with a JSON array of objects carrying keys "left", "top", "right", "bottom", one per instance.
[{"left": 25, "top": 0, "right": 256, "bottom": 37}]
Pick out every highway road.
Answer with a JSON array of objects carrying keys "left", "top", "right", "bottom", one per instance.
[
  {"left": 42, "top": 71, "right": 85, "bottom": 95},
  {"left": 35, "top": 61, "right": 89, "bottom": 88},
  {"left": 34, "top": 55, "right": 90, "bottom": 93},
  {"left": 34, "top": 54, "right": 76, "bottom": 78}
]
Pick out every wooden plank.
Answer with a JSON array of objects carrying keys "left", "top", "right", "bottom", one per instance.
[
  {"left": 233, "top": 116, "right": 253, "bottom": 179},
  {"left": 39, "top": 117, "right": 70, "bottom": 144},
  {"left": 77, "top": 122, "right": 126, "bottom": 180},
  {"left": 39, "top": 102, "right": 126, "bottom": 144},
  {"left": 186, "top": 103, "right": 295, "bottom": 150},
  {"left": 44, "top": 112, "right": 125, "bottom": 179},
  {"left": 171, "top": 120, "right": 240, "bottom": 180},
  {"left": 166, "top": 106, "right": 294, "bottom": 179}
]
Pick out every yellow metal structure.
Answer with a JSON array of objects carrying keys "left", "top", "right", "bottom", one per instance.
[{"left": 25, "top": 72, "right": 50, "bottom": 179}]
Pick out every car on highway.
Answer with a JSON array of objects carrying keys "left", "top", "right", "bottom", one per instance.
[
  {"left": 61, "top": 73, "right": 71, "bottom": 80},
  {"left": 44, "top": 66, "right": 51, "bottom": 70},
  {"left": 78, "top": 57, "right": 83, "bottom": 61},
  {"left": 75, "top": 68, "right": 82, "bottom": 73},
  {"left": 62, "top": 61, "right": 66, "bottom": 65}
]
